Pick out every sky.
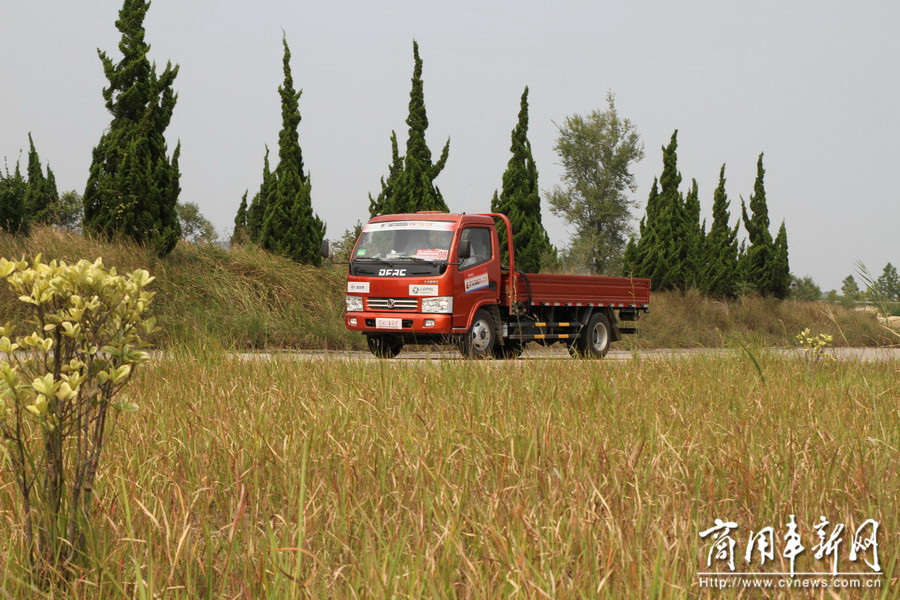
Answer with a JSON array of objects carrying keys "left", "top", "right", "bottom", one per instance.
[{"left": 2, "top": 1, "right": 898, "bottom": 291}]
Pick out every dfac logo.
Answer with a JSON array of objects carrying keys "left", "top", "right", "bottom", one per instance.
[{"left": 378, "top": 269, "right": 407, "bottom": 276}]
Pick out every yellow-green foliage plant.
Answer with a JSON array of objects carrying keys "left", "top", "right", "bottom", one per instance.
[{"left": 0, "top": 256, "right": 156, "bottom": 581}]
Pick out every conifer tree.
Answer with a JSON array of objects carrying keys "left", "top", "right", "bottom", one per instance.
[
  {"left": 771, "top": 221, "right": 790, "bottom": 299},
  {"left": 0, "top": 160, "right": 28, "bottom": 234},
  {"left": 490, "top": 87, "right": 551, "bottom": 272},
  {"left": 246, "top": 148, "right": 272, "bottom": 243},
  {"left": 370, "top": 41, "right": 449, "bottom": 215},
  {"left": 682, "top": 178, "right": 704, "bottom": 288},
  {"left": 259, "top": 36, "right": 325, "bottom": 265},
  {"left": 24, "top": 134, "right": 59, "bottom": 224},
  {"left": 740, "top": 153, "right": 775, "bottom": 295},
  {"left": 701, "top": 165, "right": 739, "bottom": 297},
  {"left": 231, "top": 191, "right": 248, "bottom": 245},
  {"left": 634, "top": 131, "right": 684, "bottom": 290},
  {"left": 368, "top": 132, "right": 403, "bottom": 216},
  {"left": 83, "top": 0, "right": 181, "bottom": 256}
]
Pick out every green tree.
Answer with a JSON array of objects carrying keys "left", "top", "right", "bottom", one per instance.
[
  {"left": 0, "top": 160, "right": 28, "bottom": 234},
  {"left": 23, "top": 134, "right": 59, "bottom": 224},
  {"left": 701, "top": 165, "right": 739, "bottom": 297},
  {"left": 632, "top": 131, "right": 684, "bottom": 289},
  {"left": 83, "top": 0, "right": 181, "bottom": 256},
  {"left": 490, "top": 87, "right": 551, "bottom": 272},
  {"left": 48, "top": 190, "right": 84, "bottom": 231},
  {"left": 841, "top": 275, "right": 861, "bottom": 301},
  {"left": 548, "top": 92, "right": 644, "bottom": 274},
  {"left": 332, "top": 221, "right": 364, "bottom": 261},
  {"left": 771, "top": 221, "right": 790, "bottom": 299},
  {"left": 246, "top": 148, "right": 273, "bottom": 243},
  {"left": 370, "top": 41, "right": 450, "bottom": 216},
  {"left": 871, "top": 262, "right": 900, "bottom": 302},
  {"left": 177, "top": 201, "right": 217, "bottom": 243},
  {"left": 792, "top": 275, "right": 822, "bottom": 301},
  {"left": 740, "top": 153, "right": 775, "bottom": 295},
  {"left": 259, "top": 36, "right": 325, "bottom": 265},
  {"left": 231, "top": 191, "right": 249, "bottom": 245},
  {"left": 682, "top": 178, "right": 705, "bottom": 288}
]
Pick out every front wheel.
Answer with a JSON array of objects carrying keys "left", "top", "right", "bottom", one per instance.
[
  {"left": 458, "top": 309, "right": 496, "bottom": 359},
  {"left": 366, "top": 335, "right": 403, "bottom": 358},
  {"left": 571, "top": 312, "right": 612, "bottom": 358}
]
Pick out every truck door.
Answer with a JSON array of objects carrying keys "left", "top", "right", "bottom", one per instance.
[{"left": 452, "top": 225, "right": 500, "bottom": 328}]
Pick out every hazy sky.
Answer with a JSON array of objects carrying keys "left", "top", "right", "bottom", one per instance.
[{"left": 2, "top": 1, "right": 897, "bottom": 290}]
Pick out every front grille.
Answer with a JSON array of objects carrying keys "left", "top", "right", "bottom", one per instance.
[{"left": 366, "top": 297, "right": 418, "bottom": 311}]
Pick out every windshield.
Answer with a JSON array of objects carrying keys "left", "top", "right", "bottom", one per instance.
[{"left": 354, "top": 220, "right": 456, "bottom": 261}]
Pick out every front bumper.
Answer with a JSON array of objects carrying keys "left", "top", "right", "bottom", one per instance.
[{"left": 345, "top": 312, "right": 453, "bottom": 334}]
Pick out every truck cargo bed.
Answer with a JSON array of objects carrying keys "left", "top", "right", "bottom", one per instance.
[{"left": 503, "top": 273, "right": 651, "bottom": 308}]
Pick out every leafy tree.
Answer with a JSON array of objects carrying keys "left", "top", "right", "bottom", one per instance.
[
  {"left": 700, "top": 165, "right": 739, "bottom": 297},
  {"left": 548, "top": 92, "right": 644, "bottom": 274},
  {"left": 841, "top": 275, "right": 861, "bottom": 301},
  {"left": 246, "top": 148, "right": 273, "bottom": 243},
  {"left": 792, "top": 275, "right": 822, "bottom": 301},
  {"left": 259, "top": 36, "right": 325, "bottom": 265},
  {"left": 632, "top": 131, "right": 684, "bottom": 289},
  {"left": 83, "top": 0, "right": 181, "bottom": 256},
  {"left": 332, "top": 221, "right": 364, "bottom": 261},
  {"left": 23, "top": 134, "right": 59, "bottom": 224},
  {"left": 370, "top": 41, "right": 450, "bottom": 216},
  {"left": 771, "top": 221, "right": 790, "bottom": 299},
  {"left": 740, "top": 153, "right": 775, "bottom": 295},
  {"left": 0, "top": 160, "right": 28, "bottom": 234},
  {"left": 48, "top": 190, "right": 84, "bottom": 231},
  {"left": 231, "top": 191, "right": 249, "bottom": 245},
  {"left": 871, "top": 262, "right": 900, "bottom": 302},
  {"left": 177, "top": 201, "right": 217, "bottom": 243},
  {"left": 490, "top": 87, "right": 551, "bottom": 272}
]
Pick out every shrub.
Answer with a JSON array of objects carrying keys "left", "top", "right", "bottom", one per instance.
[{"left": 0, "top": 255, "right": 155, "bottom": 579}]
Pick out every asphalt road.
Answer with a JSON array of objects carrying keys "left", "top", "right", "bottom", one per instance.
[{"left": 236, "top": 346, "right": 900, "bottom": 363}]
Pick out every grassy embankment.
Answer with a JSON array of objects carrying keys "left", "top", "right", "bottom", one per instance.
[
  {"left": 0, "top": 227, "right": 895, "bottom": 350},
  {"left": 0, "top": 353, "right": 896, "bottom": 598}
]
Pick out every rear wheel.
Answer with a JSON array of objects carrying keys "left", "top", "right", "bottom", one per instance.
[
  {"left": 571, "top": 312, "right": 611, "bottom": 358},
  {"left": 366, "top": 335, "right": 403, "bottom": 358},
  {"left": 458, "top": 309, "right": 496, "bottom": 359}
]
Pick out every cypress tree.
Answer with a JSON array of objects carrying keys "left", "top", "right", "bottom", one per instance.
[
  {"left": 682, "top": 178, "right": 704, "bottom": 288},
  {"left": 83, "top": 0, "right": 181, "bottom": 256},
  {"left": 740, "top": 153, "right": 774, "bottom": 295},
  {"left": 372, "top": 41, "right": 450, "bottom": 215},
  {"left": 246, "top": 147, "right": 272, "bottom": 243},
  {"left": 490, "top": 87, "right": 551, "bottom": 272},
  {"left": 701, "top": 165, "right": 739, "bottom": 297},
  {"left": 0, "top": 160, "right": 28, "bottom": 234},
  {"left": 771, "top": 221, "right": 790, "bottom": 299},
  {"left": 369, "top": 131, "right": 403, "bottom": 217},
  {"left": 259, "top": 36, "right": 325, "bottom": 265},
  {"left": 628, "top": 178, "right": 658, "bottom": 278},
  {"left": 24, "top": 134, "right": 59, "bottom": 224},
  {"left": 231, "top": 191, "right": 248, "bottom": 245}
]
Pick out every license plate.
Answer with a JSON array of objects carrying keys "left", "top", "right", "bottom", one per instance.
[{"left": 375, "top": 318, "right": 403, "bottom": 329}]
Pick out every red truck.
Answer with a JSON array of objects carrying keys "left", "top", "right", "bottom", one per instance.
[{"left": 325, "top": 212, "right": 650, "bottom": 359}]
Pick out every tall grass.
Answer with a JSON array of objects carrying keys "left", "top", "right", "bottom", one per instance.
[{"left": 1, "top": 352, "right": 895, "bottom": 598}]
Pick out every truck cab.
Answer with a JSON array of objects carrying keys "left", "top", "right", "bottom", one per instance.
[{"left": 334, "top": 212, "right": 650, "bottom": 359}]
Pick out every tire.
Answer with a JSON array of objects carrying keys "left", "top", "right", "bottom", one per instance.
[
  {"left": 458, "top": 309, "right": 496, "bottom": 359},
  {"left": 366, "top": 335, "right": 403, "bottom": 358},
  {"left": 492, "top": 340, "right": 524, "bottom": 359},
  {"left": 572, "top": 312, "right": 611, "bottom": 358}
]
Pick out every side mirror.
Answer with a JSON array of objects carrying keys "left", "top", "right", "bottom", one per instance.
[
  {"left": 457, "top": 239, "right": 471, "bottom": 261},
  {"left": 320, "top": 239, "right": 332, "bottom": 259}
]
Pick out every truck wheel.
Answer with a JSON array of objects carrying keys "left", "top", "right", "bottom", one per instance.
[
  {"left": 492, "top": 340, "right": 524, "bottom": 359},
  {"left": 366, "top": 335, "right": 403, "bottom": 358},
  {"left": 572, "top": 312, "right": 611, "bottom": 358},
  {"left": 459, "top": 309, "right": 496, "bottom": 359}
]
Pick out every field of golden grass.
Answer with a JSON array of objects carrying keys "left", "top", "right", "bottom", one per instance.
[{"left": 1, "top": 351, "right": 896, "bottom": 598}]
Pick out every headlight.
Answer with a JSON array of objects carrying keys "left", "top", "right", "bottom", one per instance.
[
  {"left": 345, "top": 295, "right": 364, "bottom": 312},
  {"left": 421, "top": 296, "right": 453, "bottom": 314}
]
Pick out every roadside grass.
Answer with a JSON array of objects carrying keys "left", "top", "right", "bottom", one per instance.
[
  {"left": 0, "top": 228, "right": 894, "bottom": 351},
  {"left": 1, "top": 353, "right": 895, "bottom": 598}
]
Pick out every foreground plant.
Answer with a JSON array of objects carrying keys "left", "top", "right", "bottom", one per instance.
[
  {"left": 795, "top": 327, "right": 835, "bottom": 365},
  {"left": 0, "top": 255, "right": 156, "bottom": 577}
]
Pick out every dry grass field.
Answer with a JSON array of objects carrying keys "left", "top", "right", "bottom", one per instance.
[{"left": 1, "top": 351, "right": 896, "bottom": 598}]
